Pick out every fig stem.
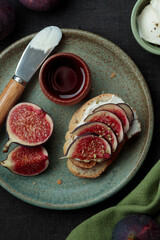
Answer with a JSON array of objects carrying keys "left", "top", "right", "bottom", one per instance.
[
  {"left": 0, "top": 161, "right": 5, "bottom": 166},
  {"left": 0, "top": 160, "right": 10, "bottom": 168},
  {"left": 3, "top": 139, "right": 12, "bottom": 153}
]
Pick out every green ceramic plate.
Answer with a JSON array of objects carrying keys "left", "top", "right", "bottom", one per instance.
[{"left": 0, "top": 29, "right": 153, "bottom": 209}]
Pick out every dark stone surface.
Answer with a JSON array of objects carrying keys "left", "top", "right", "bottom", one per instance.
[{"left": 0, "top": 0, "right": 159, "bottom": 239}]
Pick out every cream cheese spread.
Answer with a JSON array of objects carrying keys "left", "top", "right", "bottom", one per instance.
[{"left": 30, "top": 26, "right": 62, "bottom": 53}]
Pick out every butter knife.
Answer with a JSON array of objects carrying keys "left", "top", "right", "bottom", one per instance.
[{"left": 0, "top": 26, "right": 62, "bottom": 126}]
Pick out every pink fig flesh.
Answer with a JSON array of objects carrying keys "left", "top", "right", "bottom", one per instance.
[
  {"left": 1, "top": 146, "right": 49, "bottom": 176},
  {"left": 4, "top": 102, "right": 54, "bottom": 152},
  {"left": 84, "top": 110, "right": 124, "bottom": 143},
  {"left": 72, "top": 121, "right": 118, "bottom": 152},
  {"left": 93, "top": 103, "right": 130, "bottom": 134},
  {"left": 65, "top": 133, "right": 111, "bottom": 161}
]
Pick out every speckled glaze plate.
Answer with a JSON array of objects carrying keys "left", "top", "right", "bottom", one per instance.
[{"left": 0, "top": 29, "right": 153, "bottom": 209}]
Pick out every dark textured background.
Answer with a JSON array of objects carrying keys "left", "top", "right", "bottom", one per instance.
[{"left": 0, "top": 1, "right": 160, "bottom": 239}]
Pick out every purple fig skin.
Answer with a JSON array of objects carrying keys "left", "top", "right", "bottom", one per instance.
[
  {"left": 1, "top": 145, "right": 49, "bottom": 176},
  {"left": 19, "top": 0, "right": 60, "bottom": 11},
  {"left": 3, "top": 102, "right": 54, "bottom": 153},
  {"left": 0, "top": 0, "right": 16, "bottom": 40},
  {"left": 112, "top": 214, "right": 160, "bottom": 240},
  {"left": 64, "top": 133, "right": 112, "bottom": 161},
  {"left": 118, "top": 103, "right": 134, "bottom": 125}
]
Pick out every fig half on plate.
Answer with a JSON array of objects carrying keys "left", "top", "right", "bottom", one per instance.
[
  {"left": 3, "top": 102, "right": 54, "bottom": 152},
  {"left": 1, "top": 145, "right": 49, "bottom": 176}
]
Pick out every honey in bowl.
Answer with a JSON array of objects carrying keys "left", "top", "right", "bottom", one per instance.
[
  {"left": 48, "top": 59, "right": 85, "bottom": 99},
  {"left": 39, "top": 53, "right": 91, "bottom": 105}
]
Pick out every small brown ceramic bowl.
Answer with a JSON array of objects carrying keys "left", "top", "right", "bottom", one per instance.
[{"left": 39, "top": 52, "right": 91, "bottom": 105}]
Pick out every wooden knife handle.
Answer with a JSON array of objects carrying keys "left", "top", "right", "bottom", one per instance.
[{"left": 0, "top": 78, "right": 25, "bottom": 126}]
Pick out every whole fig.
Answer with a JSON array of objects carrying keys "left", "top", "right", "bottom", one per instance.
[
  {"left": 0, "top": 0, "right": 16, "bottom": 40},
  {"left": 112, "top": 214, "right": 160, "bottom": 240},
  {"left": 19, "top": 0, "right": 59, "bottom": 11}
]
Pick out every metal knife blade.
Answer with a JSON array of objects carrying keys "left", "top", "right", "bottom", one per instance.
[{"left": 15, "top": 26, "right": 62, "bottom": 82}]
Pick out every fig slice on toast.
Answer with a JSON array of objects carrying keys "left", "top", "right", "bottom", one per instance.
[
  {"left": 118, "top": 103, "right": 134, "bottom": 125},
  {"left": 1, "top": 145, "right": 49, "bottom": 176},
  {"left": 93, "top": 103, "right": 130, "bottom": 134},
  {"left": 64, "top": 133, "right": 111, "bottom": 161},
  {"left": 84, "top": 110, "right": 124, "bottom": 143},
  {"left": 71, "top": 121, "right": 118, "bottom": 152}
]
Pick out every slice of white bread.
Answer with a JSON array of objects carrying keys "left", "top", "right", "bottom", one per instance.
[{"left": 63, "top": 94, "right": 141, "bottom": 178}]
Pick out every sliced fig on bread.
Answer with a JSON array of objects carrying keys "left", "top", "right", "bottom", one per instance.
[
  {"left": 118, "top": 103, "right": 134, "bottom": 125},
  {"left": 93, "top": 103, "right": 130, "bottom": 133},
  {"left": 63, "top": 93, "right": 141, "bottom": 179},
  {"left": 64, "top": 133, "right": 112, "bottom": 161},
  {"left": 71, "top": 121, "right": 118, "bottom": 152},
  {"left": 84, "top": 110, "right": 124, "bottom": 143}
]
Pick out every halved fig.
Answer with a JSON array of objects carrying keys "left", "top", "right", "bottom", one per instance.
[
  {"left": 3, "top": 102, "right": 54, "bottom": 152},
  {"left": 1, "top": 145, "right": 49, "bottom": 176},
  {"left": 64, "top": 133, "right": 111, "bottom": 161},
  {"left": 84, "top": 110, "right": 124, "bottom": 143},
  {"left": 71, "top": 121, "right": 118, "bottom": 152},
  {"left": 118, "top": 103, "right": 134, "bottom": 125},
  {"left": 93, "top": 103, "right": 130, "bottom": 133}
]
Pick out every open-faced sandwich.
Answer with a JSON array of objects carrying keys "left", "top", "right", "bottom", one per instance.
[{"left": 63, "top": 94, "right": 141, "bottom": 178}]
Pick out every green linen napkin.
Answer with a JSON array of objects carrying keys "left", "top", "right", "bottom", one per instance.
[{"left": 67, "top": 160, "right": 160, "bottom": 240}]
